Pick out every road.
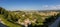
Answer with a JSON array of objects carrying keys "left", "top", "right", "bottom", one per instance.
[
  {"left": 0, "top": 19, "right": 8, "bottom": 27},
  {"left": 0, "top": 23, "right": 8, "bottom": 27},
  {"left": 49, "top": 17, "right": 60, "bottom": 27}
]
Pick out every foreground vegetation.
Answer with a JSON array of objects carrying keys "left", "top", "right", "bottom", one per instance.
[{"left": 0, "top": 7, "right": 60, "bottom": 27}]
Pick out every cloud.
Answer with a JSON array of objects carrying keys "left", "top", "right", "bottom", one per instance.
[{"left": 41, "top": 5, "right": 60, "bottom": 10}]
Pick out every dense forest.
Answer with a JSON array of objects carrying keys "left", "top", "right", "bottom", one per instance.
[{"left": 0, "top": 7, "right": 60, "bottom": 27}]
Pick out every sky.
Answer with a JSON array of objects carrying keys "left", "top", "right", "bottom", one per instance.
[{"left": 0, "top": 0, "right": 60, "bottom": 11}]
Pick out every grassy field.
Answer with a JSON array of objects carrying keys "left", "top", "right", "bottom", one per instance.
[{"left": 0, "top": 14, "right": 22, "bottom": 27}]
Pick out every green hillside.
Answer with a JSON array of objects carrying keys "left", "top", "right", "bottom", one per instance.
[{"left": 0, "top": 7, "right": 60, "bottom": 27}]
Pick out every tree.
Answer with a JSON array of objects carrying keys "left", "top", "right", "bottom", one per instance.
[
  {"left": 0, "top": 7, "right": 5, "bottom": 14},
  {"left": 0, "top": 7, "right": 9, "bottom": 18}
]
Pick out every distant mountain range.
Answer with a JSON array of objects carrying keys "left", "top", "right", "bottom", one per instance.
[
  {"left": 38, "top": 10, "right": 60, "bottom": 12},
  {"left": 12, "top": 10, "right": 60, "bottom": 12}
]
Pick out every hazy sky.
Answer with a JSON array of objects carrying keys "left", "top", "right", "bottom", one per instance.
[{"left": 0, "top": 0, "right": 60, "bottom": 11}]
